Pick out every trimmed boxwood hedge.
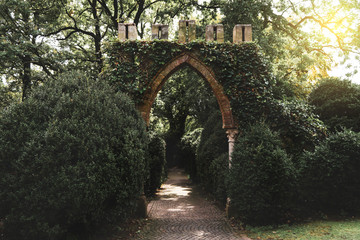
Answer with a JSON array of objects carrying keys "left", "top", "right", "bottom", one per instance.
[
  {"left": 227, "top": 122, "right": 297, "bottom": 226},
  {"left": 0, "top": 71, "right": 148, "bottom": 239},
  {"left": 300, "top": 129, "right": 360, "bottom": 215}
]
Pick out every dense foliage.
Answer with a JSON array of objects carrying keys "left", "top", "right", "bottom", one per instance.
[
  {"left": 227, "top": 122, "right": 297, "bottom": 225},
  {"left": 196, "top": 111, "right": 228, "bottom": 202},
  {"left": 309, "top": 77, "right": 360, "bottom": 132},
  {"left": 145, "top": 132, "right": 167, "bottom": 196},
  {"left": 266, "top": 100, "right": 327, "bottom": 157},
  {"left": 0, "top": 72, "right": 148, "bottom": 239},
  {"left": 300, "top": 130, "right": 360, "bottom": 215}
]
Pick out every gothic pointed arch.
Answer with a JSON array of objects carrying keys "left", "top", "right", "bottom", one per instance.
[{"left": 137, "top": 52, "right": 236, "bottom": 129}]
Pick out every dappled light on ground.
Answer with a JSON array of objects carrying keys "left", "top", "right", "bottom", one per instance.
[{"left": 131, "top": 168, "right": 245, "bottom": 239}]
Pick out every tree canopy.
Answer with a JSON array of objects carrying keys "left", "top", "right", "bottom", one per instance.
[{"left": 1, "top": 0, "right": 359, "bottom": 101}]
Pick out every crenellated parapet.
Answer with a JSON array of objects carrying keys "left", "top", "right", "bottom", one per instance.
[{"left": 118, "top": 21, "right": 252, "bottom": 43}]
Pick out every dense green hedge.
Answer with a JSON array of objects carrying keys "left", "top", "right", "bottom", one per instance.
[
  {"left": 227, "top": 122, "right": 297, "bottom": 225},
  {"left": 196, "top": 111, "right": 228, "bottom": 202},
  {"left": 300, "top": 129, "right": 360, "bottom": 215},
  {"left": 0, "top": 72, "right": 148, "bottom": 239},
  {"left": 145, "top": 132, "right": 166, "bottom": 196},
  {"left": 309, "top": 77, "right": 360, "bottom": 132}
]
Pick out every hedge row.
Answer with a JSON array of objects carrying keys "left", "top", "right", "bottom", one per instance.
[
  {"left": 228, "top": 124, "right": 360, "bottom": 225},
  {"left": 0, "top": 72, "right": 149, "bottom": 239}
]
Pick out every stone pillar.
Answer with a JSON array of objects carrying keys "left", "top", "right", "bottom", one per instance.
[
  {"left": 178, "top": 20, "right": 196, "bottom": 43},
  {"left": 205, "top": 24, "right": 224, "bottom": 43},
  {"left": 226, "top": 129, "right": 239, "bottom": 167},
  {"left": 226, "top": 128, "right": 239, "bottom": 218},
  {"left": 233, "top": 24, "right": 252, "bottom": 43},
  {"left": 152, "top": 24, "right": 169, "bottom": 40},
  {"left": 118, "top": 23, "right": 138, "bottom": 41}
]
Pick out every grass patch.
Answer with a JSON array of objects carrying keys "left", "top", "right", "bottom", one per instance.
[{"left": 245, "top": 218, "right": 360, "bottom": 240}]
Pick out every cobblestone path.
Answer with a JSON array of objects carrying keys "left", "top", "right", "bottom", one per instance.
[{"left": 132, "top": 168, "right": 248, "bottom": 240}]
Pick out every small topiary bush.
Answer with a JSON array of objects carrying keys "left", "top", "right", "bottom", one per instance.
[
  {"left": 227, "top": 122, "right": 297, "bottom": 226},
  {"left": 300, "top": 129, "right": 360, "bottom": 215},
  {"left": 0, "top": 71, "right": 148, "bottom": 239},
  {"left": 145, "top": 132, "right": 166, "bottom": 196}
]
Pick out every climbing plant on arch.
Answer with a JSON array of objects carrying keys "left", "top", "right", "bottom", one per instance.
[{"left": 104, "top": 40, "right": 274, "bottom": 130}]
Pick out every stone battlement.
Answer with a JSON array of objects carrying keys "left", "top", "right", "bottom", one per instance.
[{"left": 118, "top": 21, "right": 252, "bottom": 43}]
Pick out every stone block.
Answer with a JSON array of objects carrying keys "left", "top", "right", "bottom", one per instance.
[
  {"left": 216, "top": 24, "right": 224, "bottom": 43},
  {"left": 233, "top": 24, "right": 252, "bottom": 43},
  {"left": 206, "top": 24, "right": 224, "bottom": 43},
  {"left": 152, "top": 24, "right": 169, "bottom": 40},
  {"left": 118, "top": 23, "right": 138, "bottom": 41},
  {"left": 118, "top": 23, "right": 126, "bottom": 40},
  {"left": 188, "top": 20, "right": 196, "bottom": 41},
  {"left": 205, "top": 25, "right": 214, "bottom": 41},
  {"left": 127, "top": 24, "right": 138, "bottom": 40},
  {"left": 178, "top": 20, "right": 196, "bottom": 42},
  {"left": 178, "top": 20, "right": 187, "bottom": 43}
]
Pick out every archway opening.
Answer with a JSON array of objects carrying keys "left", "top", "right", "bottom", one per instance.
[
  {"left": 149, "top": 64, "right": 228, "bottom": 184},
  {"left": 138, "top": 53, "right": 236, "bottom": 130}
]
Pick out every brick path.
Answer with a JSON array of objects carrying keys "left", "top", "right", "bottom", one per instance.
[{"left": 131, "top": 168, "right": 248, "bottom": 240}]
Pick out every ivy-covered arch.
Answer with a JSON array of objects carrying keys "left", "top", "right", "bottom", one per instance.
[
  {"left": 138, "top": 52, "right": 235, "bottom": 129},
  {"left": 104, "top": 40, "right": 273, "bottom": 130}
]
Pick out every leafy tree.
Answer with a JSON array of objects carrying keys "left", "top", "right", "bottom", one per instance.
[
  {"left": 309, "top": 77, "right": 360, "bottom": 132},
  {"left": 0, "top": 82, "right": 20, "bottom": 112},
  {"left": 0, "top": 0, "right": 64, "bottom": 100},
  {"left": 220, "top": 0, "right": 360, "bottom": 97}
]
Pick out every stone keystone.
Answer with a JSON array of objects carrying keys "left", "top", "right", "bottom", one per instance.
[
  {"left": 151, "top": 24, "right": 169, "bottom": 40},
  {"left": 206, "top": 24, "right": 224, "bottom": 43},
  {"left": 233, "top": 24, "right": 252, "bottom": 43},
  {"left": 118, "top": 23, "right": 138, "bottom": 41},
  {"left": 178, "top": 20, "right": 196, "bottom": 43}
]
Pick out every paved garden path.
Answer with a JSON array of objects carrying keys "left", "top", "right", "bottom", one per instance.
[{"left": 131, "top": 168, "right": 249, "bottom": 240}]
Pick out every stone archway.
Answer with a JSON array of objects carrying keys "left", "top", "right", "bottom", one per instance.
[{"left": 137, "top": 52, "right": 236, "bottom": 130}]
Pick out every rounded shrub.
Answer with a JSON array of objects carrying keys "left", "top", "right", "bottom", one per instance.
[
  {"left": 227, "top": 122, "right": 297, "bottom": 226},
  {"left": 309, "top": 77, "right": 360, "bottom": 132},
  {"left": 301, "top": 129, "right": 360, "bottom": 214},
  {"left": 0, "top": 71, "right": 148, "bottom": 239},
  {"left": 144, "top": 132, "right": 166, "bottom": 196}
]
